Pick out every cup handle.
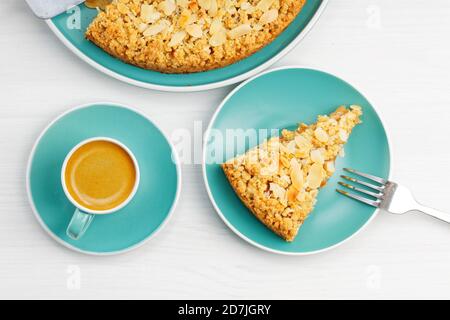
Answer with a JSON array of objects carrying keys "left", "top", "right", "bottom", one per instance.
[{"left": 66, "top": 209, "right": 95, "bottom": 240}]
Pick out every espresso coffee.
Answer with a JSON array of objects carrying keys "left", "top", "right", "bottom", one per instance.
[{"left": 64, "top": 140, "right": 136, "bottom": 211}]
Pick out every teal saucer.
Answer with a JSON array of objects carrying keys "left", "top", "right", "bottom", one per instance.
[
  {"left": 203, "top": 67, "right": 391, "bottom": 255},
  {"left": 47, "top": 1, "right": 327, "bottom": 91},
  {"left": 27, "top": 103, "right": 181, "bottom": 255}
]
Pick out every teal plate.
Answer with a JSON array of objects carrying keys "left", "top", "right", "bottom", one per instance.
[
  {"left": 27, "top": 103, "right": 181, "bottom": 255},
  {"left": 203, "top": 67, "right": 391, "bottom": 255},
  {"left": 47, "top": 1, "right": 327, "bottom": 91}
]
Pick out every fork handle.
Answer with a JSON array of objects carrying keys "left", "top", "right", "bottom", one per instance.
[{"left": 417, "top": 205, "right": 450, "bottom": 223}]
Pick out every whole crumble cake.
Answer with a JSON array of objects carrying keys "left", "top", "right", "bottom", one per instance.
[{"left": 85, "top": 0, "right": 307, "bottom": 73}]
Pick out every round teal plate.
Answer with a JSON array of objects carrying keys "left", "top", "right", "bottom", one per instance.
[
  {"left": 27, "top": 103, "right": 181, "bottom": 255},
  {"left": 203, "top": 67, "right": 391, "bottom": 255},
  {"left": 47, "top": 1, "right": 327, "bottom": 91}
]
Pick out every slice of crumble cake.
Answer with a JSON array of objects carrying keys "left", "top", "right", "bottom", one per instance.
[{"left": 222, "top": 106, "right": 363, "bottom": 242}]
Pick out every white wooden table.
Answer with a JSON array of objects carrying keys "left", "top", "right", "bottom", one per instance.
[{"left": 1, "top": 0, "right": 450, "bottom": 300}]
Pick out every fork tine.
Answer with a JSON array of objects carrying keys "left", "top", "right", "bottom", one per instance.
[
  {"left": 338, "top": 182, "right": 383, "bottom": 199},
  {"left": 341, "top": 175, "right": 385, "bottom": 192},
  {"left": 336, "top": 189, "right": 381, "bottom": 208},
  {"left": 344, "top": 168, "right": 387, "bottom": 185}
]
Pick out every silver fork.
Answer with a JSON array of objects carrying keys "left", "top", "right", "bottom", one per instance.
[{"left": 337, "top": 168, "right": 450, "bottom": 223}]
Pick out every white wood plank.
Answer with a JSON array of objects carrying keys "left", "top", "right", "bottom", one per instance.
[{"left": 1, "top": 0, "right": 450, "bottom": 299}]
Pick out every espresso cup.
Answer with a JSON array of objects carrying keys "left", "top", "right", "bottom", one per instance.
[{"left": 61, "top": 137, "right": 140, "bottom": 240}]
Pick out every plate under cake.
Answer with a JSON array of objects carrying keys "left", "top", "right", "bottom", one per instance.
[{"left": 222, "top": 106, "right": 363, "bottom": 242}]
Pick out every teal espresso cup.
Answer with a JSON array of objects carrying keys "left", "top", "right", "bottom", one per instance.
[{"left": 61, "top": 137, "right": 140, "bottom": 240}]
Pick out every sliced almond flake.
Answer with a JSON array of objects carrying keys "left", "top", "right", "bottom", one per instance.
[
  {"left": 178, "top": 10, "right": 191, "bottom": 28},
  {"left": 270, "top": 183, "right": 286, "bottom": 201},
  {"left": 209, "top": 30, "right": 227, "bottom": 46},
  {"left": 314, "top": 127, "right": 329, "bottom": 143},
  {"left": 138, "top": 23, "right": 149, "bottom": 33},
  {"left": 240, "top": 2, "right": 251, "bottom": 10},
  {"left": 338, "top": 129, "right": 348, "bottom": 142},
  {"left": 198, "top": 0, "right": 211, "bottom": 10},
  {"left": 279, "top": 143, "right": 289, "bottom": 154},
  {"left": 306, "top": 163, "right": 324, "bottom": 189},
  {"left": 285, "top": 140, "right": 296, "bottom": 154},
  {"left": 287, "top": 186, "right": 299, "bottom": 203},
  {"left": 208, "top": 0, "right": 218, "bottom": 16},
  {"left": 268, "top": 137, "right": 280, "bottom": 148},
  {"left": 295, "top": 135, "right": 309, "bottom": 148},
  {"left": 257, "top": 149, "right": 269, "bottom": 162},
  {"left": 347, "top": 111, "right": 357, "bottom": 120},
  {"left": 204, "top": 15, "right": 212, "bottom": 24},
  {"left": 140, "top": 4, "right": 153, "bottom": 20},
  {"left": 147, "top": 11, "right": 161, "bottom": 23},
  {"left": 228, "top": 24, "right": 252, "bottom": 39},
  {"left": 209, "top": 18, "right": 223, "bottom": 34},
  {"left": 132, "top": 15, "right": 143, "bottom": 25},
  {"left": 326, "top": 161, "right": 335, "bottom": 173},
  {"left": 280, "top": 174, "right": 291, "bottom": 185},
  {"left": 259, "top": 8, "right": 278, "bottom": 24},
  {"left": 280, "top": 156, "right": 290, "bottom": 169},
  {"left": 143, "top": 20, "right": 169, "bottom": 37},
  {"left": 329, "top": 118, "right": 338, "bottom": 126},
  {"left": 161, "top": 19, "right": 171, "bottom": 27},
  {"left": 141, "top": 4, "right": 161, "bottom": 23},
  {"left": 168, "top": 30, "right": 186, "bottom": 46},
  {"left": 310, "top": 149, "right": 325, "bottom": 164},
  {"left": 253, "top": 24, "right": 263, "bottom": 31},
  {"left": 127, "top": 11, "right": 136, "bottom": 20},
  {"left": 256, "top": 0, "right": 275, "bottom": 12},
  {"left": 167, "top": 24, "right": 175, "bottom": 33},
  {"left": 350, "top": 105, "right": 362, "bottom": 112},
  {"left": 227, "top": 6, "right": 237, "bottom": 14},
  {"left": 260, "top": 161, "right": 278, "bottom": 176},
  {"left": 186, "top": 24, "right": 203, "bottom": 38},
  {"left": 296, "top": 191, "right": 306, "bottom": 203},
  {"left": 159, "top": 0, "right": 177, "bottom": 16},
  {"left": 187, "top": 13, "right": 198, "bottom": 24},
  {"left": 290, "top": 158, "right": 304, "bottom": 191},
  {"left": 203, "top": 46, "right": 211, "bottom": 54}
]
